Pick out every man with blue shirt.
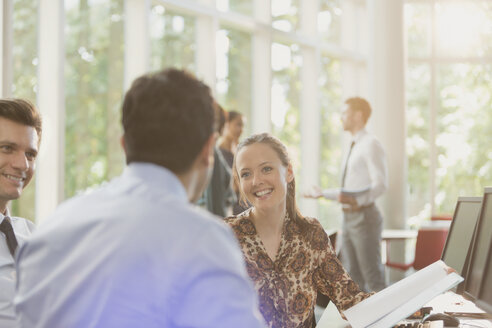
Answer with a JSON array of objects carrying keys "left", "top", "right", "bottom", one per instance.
[
  {"left": 0, "top": 99, "right": 40, "bottom": 328},
  {"left": 15, "top": 69, "right": 266, "bottom": 328}
]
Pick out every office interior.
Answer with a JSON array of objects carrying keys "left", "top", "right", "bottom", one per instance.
[{"left": 2, "top": 0, "right": 492, "bottom": 282}]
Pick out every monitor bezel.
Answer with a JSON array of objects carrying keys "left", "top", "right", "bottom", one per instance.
[
  {"left": 475, "top": 238, "right": 492, "bottom": 314},
  {"left": 463, "top": 187, "right": 492, "bottom": 301},
  {"left": 441, "top": 196, "right": 482, "bottom": 270}
]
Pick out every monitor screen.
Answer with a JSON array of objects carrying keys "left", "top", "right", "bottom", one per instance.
[
  {"left": 476, "top": 241, "right": 492, "bottom": 314},
  {"left": 441, "top": 197, "right": 482, "bottom": 276},
  {"left": 464, "top": 188, "right": 492, "bottom": 300}
]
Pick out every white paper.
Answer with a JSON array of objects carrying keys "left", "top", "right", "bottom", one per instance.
[{"left": 343, "top": 261, "right": 464, "bottom": 328}]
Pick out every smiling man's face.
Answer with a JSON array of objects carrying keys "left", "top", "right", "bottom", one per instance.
[{"left": 0, "top": 117, "right": 39, "bottom": 213}]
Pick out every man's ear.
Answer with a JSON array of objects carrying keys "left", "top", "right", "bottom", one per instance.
[
  {"left": 286, "top": 163, "right": 294, "bottom": 183},
  {"left": 198, "top": 133, "right": 216, "bottom": 167},
  {"left": 120, "top": 136, "right": 127, "bottom": 154}
]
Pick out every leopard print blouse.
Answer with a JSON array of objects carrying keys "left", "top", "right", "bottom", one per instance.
[{"left": 225, "top": 208, "right": 370, "bottom": 328}]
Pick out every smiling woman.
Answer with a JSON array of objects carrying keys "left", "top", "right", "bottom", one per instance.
[{"left": 224, "top": 133, "right": 371, "bottom": 328}]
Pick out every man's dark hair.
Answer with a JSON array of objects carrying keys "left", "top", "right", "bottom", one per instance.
[
  {"left": 0, "top": 98, "right": 42, "bottom": 141},
  {"left": 227, "top": 110, "right": 241, "bottom": 122},
  {"left": 345, "top": 97, "right": 372, "bottom": 123},
  {"left": 122, "top": 68, "right": 215, "bottom": 174}
]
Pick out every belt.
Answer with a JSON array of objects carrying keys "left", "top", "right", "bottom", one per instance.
[{"left": 342, "top": 203, "right": 374, "bottom": 213}]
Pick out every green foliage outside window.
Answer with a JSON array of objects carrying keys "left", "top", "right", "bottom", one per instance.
[
  {"left": 65, "top": 0, "right": 125, "bottom": 199},
  {"left": 271, "top": 0, "right": 300, "bottom": 33},
  {"left": 150, "top": 4, "right": 196, "bottom": 73},
  {"left": 217, "top": 0, "right": 252, "bottom": 16},
  {"left": 436, "top": 64, "right": 492, "bottom": 213},
  {"left": 271, "top": 43, "right": 301, "bottom": 185},
  {"left": 216, "top": 27, "right": 252, "bottom": 137},
  {"left": 406, "top": 1, "right": 492, "bottom": 218},
  {"left": 10, "top": 0, "right": 38, "bottom": 220},
  {"left": 318, "top": 56, "right": 343, "bottom": 229},
  {"left": 318, "top": 0, "right": 342, "bottom": 45},
  {"left": 406, "top": 64, "right": 431, "bottom": 223}
]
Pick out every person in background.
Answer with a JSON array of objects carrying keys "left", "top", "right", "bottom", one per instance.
[
  {"left": 0, "top": 99, "right": 41, "bottom": 328},
  {"left": 225, "top": 133, "right": 371, "bottom": 328},
  {"left": 198, "top": 104, "right": 236, "bottom": 217},
  {"left": 218, "top": 110, "right": 244, "bottom": 168},
  {"left": 218, "top": 110, "right": 248, "bottom": 214},
  {"left": 305, "top": 97, "right": 387, "bottom": 292},
  {"left": 15, "top": 69, "right": 266, "bottom": 328}
]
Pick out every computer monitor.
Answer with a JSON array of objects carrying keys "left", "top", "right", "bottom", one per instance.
[
  {"left": 476, "top": 236, "right": 492, "bottom": 314},
  {"left": 463, "top": 187, "right": 492, "bottom": 300},
  {"left": 441, "top": 197, "right": 482, "bottom": 278}
]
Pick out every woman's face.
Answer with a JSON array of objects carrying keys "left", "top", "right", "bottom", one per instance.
[
  {"left": 226, "top": 116, "right": 244, "bottom": 141},
  {"left": 235, "top": 142, "right": 293, "bottom": 212}
]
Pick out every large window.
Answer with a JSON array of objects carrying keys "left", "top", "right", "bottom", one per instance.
[
  {"left": 150, "top": 4, "right": 196, "bottom": 72},
  {"left": 271, "top": 42, "right": 302, "bottom": 176},
  {"left": 405, "top": 0, "right": 492, "bottom": 219},
  {"left": 5, "top": 0, "right": 369, "bottom": 224},
  {"left": 216, "top": 26, "right": 252, "bottom": 136},
  {"left": 271, "top": 0, "right": 300, "bottom": 32},
  {"left": 65, "top": 0, "right": 125, "bottom": 198},
  {"left": 318, "top": 56, "right": 343, "bottom": 228},
  {"left": 10, "top": 0, "right": 38, "bottom": 220}
]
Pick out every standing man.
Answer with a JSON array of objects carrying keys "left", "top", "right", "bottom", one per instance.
[
  {"left": 305, "top": 97, "right": 387, "bottom": 292},
  {"left": 0, "top": 99, "right": 41, "bottom": 328},
  {"left": 15, "top": 69, "right": 266, "bottom": 328}
]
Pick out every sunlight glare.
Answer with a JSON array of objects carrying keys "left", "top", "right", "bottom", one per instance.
[{"left": 436, "top": 3, "right": 485, "bottom": 56}]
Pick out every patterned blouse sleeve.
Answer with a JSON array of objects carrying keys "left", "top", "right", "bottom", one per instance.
[{"left": 310, "top": 219, "right": 372, "bottom": 312}]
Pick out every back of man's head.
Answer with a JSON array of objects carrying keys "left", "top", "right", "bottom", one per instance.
[
  {"left": 345, "top": 97, "right": 372, "bottom": 124},
  {"left": 0, "top": 98, "right": 42, "bottom": 141},
  {"left": 122, "top": 68, "right": 215, "bottom": 174}
]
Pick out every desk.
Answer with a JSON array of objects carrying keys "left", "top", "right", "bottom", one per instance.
[
  {"left": 382, "top": 229, "right": 418, "bottom": 266},
  {"left": 316, "top": 291, "right": 492, "bottom": 328},
  {"left": 382, "top": 229, "right": 418, "bottom": 240}
]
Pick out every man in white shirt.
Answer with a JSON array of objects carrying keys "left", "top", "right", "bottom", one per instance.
[
  {"left": 306, "top": 97, "right": 388, "bottom": 292},
  {"left": 15, "top": 69, "right": 266, "bottom": 328},
  {"left": 0, "top": 99, "right": 41, "bottom": 328}
]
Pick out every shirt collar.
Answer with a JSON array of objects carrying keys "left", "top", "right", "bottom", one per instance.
[
  {"left": 352, "top": 128, "right": 367, "bottom": 143},
  {"left": 124, "top": 162, "right": 188, "bottom": 202},
  {"left": 0, "top": 208, "right": 10, "bottom": 223}
]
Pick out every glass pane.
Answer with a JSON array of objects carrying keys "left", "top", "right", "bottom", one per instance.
[
  {"left": 216, "top": 27, "right": 252, "bottom": 136},
  {"left": 271, "top": 42, "right": 301, "bottom": 180},
  {"left": 436, "top": 63, "right": 492, "bottom": 214},
  {"left": 216, "top": 0, "right": 253, "bottom": 16},
  {"left": 318, "top": 0, "right": 342, "bottom": 44},
  {"left": 10, "top": 0, "right": 38, "bottom": 220},
  {"left": 65, "top": 0, "right": 125, "bottom": 198},
  {"left": 436, "top": 2, "right": 492, "bottom": 58},
  {"left": 406, "top": 63, "right": 431, "bottom": 224},
  {"left": 271, "top": 0, "right": 300, "bottom": 32},
  {"left": 150, "top": 4, "right": 196, "bottom": 72},
  {"left": 318, "top": 55, "right": 343, "bottom": 229},
  {"left": 404, "top": 3, "right": 431, "bottom": 58}
]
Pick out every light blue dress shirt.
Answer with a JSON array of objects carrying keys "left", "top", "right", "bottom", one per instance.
[
  {"left": 0, "top": 210, "right": 35, "bottom": 328},
  {"left": 15, "top": 163, "right": 266, "bottom": 328}
]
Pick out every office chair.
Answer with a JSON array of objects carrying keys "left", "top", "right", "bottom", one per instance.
[
  {"left": 385, "top": 228, "right": 449, "bottom": 271},
  {"left": 430, "top": 215, "right": 452, "bottom": 221}
]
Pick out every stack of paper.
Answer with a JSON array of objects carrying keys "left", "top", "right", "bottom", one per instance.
[{"left": 343, "top": 261, "right": 463, "bottom": 328}]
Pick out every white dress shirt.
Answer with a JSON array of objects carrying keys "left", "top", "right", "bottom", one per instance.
[
  {"left": 323, "top": 128, "right": 388, "bottom": 206},
  {"left": 0, "top": 209, "right": 35, "bottom": 328},
  {"left": 15, "top": 163, "right": 266, "bottom": 328}
]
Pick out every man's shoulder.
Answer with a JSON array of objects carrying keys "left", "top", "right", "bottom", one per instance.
[{"left": 358, "top": 131, "right": 385, "bottom": 153}]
